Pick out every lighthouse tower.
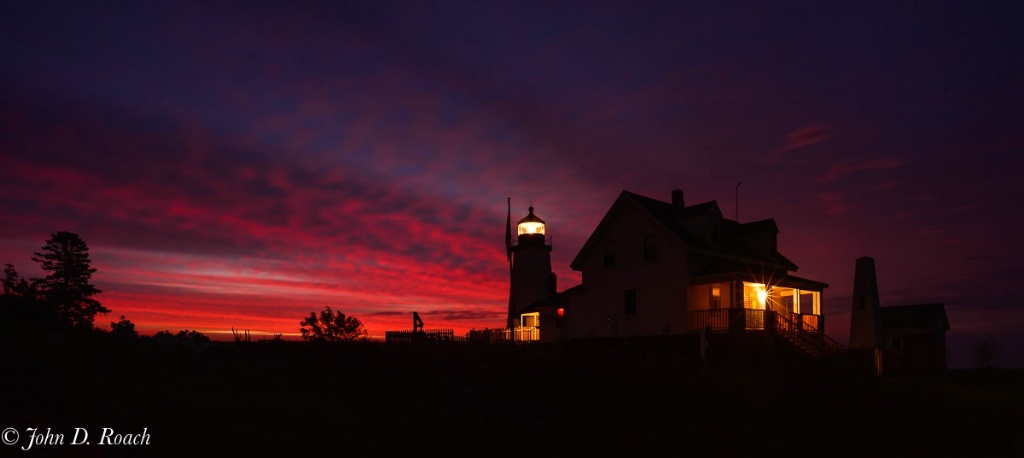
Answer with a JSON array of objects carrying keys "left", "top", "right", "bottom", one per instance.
[{"left": 507, "top": 206, "right": 554, "bottom": 330}]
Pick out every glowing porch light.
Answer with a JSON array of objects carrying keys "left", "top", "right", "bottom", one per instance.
[{"left": 748, "top": 282, "right": 768, "bottom": 306}]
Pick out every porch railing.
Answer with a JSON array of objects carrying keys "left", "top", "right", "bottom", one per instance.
[
  {"left": 744, "top": 309, "right": 764, "bottom": 330},
  {"left": 688, "top": 309, "right": 844, "bottom": 357},
  {"left": 689, "top": 309, "right": 766, "bottom": 331},
  {"left": 798, "top": 313, "right": 820, "bottom": 330},
  {"left": 688, "top": 309, "right": 730, "bottom": 331}
]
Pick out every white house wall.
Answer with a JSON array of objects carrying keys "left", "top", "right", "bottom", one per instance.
[{"left": 567, "top": 201, "right": 689, "bottom": 338}]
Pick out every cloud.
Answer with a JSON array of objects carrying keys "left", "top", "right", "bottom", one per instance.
[
  {"left": 0, "top": 89, "right": 524, "bottom": 336},
  {"left": 817, "top": 158, "right": 904, "bottom": 183},
  {"left": 815, "top": 191, "right": 849, "bottom": 216},
  {"left": 761, "top": 124, "right": 832, "bottom": 165}
]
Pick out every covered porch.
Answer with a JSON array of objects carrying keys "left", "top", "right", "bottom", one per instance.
[{"left": 686, "top": 274, "right": 829, "bottom": 335}]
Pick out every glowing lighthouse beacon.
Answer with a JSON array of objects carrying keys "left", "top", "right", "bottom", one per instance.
[{"left": 506, "top": 205, "right": 555, "bottom": 335}]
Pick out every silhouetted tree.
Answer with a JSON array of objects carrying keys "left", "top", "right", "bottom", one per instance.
[
  {"left": 1, "top": 263, "right": 59, "bottom": 333},
  {"left": 152, "top": 329, "right": 211, "bottom": 352},
  {"left": 3, "top": 263, "right": 19, "bottom": 294},
  {"left": 2, "top": 263, "right": 36, "bottom": 298},
  {"left": 32, "top": 232, "right": 109, "bottom": 328},
  {"left": 300, "top": 306, "right": 367, "bottom": 342},
  {"left": 154, "top": 329, "right": 210, "bottom": 342},
  {"left": 110, "top": 315, "right": 139, "bottom": 339}
]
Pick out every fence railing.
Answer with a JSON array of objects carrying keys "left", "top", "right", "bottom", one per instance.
[
  {"left": 385, "top": 329, "right": 461, "bottom": 344},
  {"left": 383, "top": 327, "right": 539, "bottom": 345},
  {"left": 467, "top": 328, "right": 511, "bottom": 344},
  {"left": 514, "top": 327, "right": 539, "bottom": 342}
]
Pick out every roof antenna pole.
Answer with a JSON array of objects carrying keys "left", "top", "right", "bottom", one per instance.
[{"left": 735, "top": 182, "right": 742, "bottom": 222}]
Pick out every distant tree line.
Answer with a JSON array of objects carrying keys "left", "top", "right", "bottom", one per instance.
[{"left": 4, "top": 231, "right": 367, "bottom": 343}]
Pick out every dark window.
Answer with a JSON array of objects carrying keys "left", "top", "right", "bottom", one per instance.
[
  {"left": 888, "top": 335, "right": 903, "bottom": 350},
  {"left": 624, "top": 289, "right": 637, "bottom": 316},
  {"left": 643, "top": 234, "right": 657, "bottom": 261},
  {"left": 603, "top": 242, "right": 616, "bottom": 267}
]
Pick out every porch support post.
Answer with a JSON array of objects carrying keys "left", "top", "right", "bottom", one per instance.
[{"left": 728, "top": 280, "right": 745, "bottom": 333}]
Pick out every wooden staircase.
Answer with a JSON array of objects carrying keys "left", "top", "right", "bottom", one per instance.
[{"left": 773, "top": 312, "right": 845, "bottom": 357}]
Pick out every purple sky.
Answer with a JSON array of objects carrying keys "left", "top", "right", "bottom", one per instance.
[{"left": 1, "top": 1, "right": 1021, "bottom": 367}]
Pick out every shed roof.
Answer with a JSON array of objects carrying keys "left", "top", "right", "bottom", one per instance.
[{"left": 881, "top": 303, "right": 950, "bottom": 333}]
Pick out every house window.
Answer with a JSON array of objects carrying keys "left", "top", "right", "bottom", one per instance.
[
  {"left": 624, "top": 289, "right": 637, "bottom": 316},
  {"left": 604, "top": 242, "right": 616, "bottom": 267},
  {"left": 710, "top": 286, "right": 721, "bottom": 310},
  {"left": 888, "top": 335, "right": 903, "bottom": 350},
  {"left": 643, "top": 234, "right": 657, "bottom": 261}
]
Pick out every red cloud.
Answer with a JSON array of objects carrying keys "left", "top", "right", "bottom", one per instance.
[
  {"left": 762, "top": 124, "right": 832, "bottom": 165},
  {"left": 817, "top": 158, "right": 904, "bottom": 183}
]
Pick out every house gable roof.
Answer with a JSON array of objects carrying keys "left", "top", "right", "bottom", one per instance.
[
  {"left": 570, "top": 190, "right": 690, "bottom": 270},
  {"left": 570, "top": 190, "right": 799, "bottom": 271}
]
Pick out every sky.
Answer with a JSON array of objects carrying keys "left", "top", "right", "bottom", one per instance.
[{"left": 1, "top": 1, "right": 1021, "bottom": 367}]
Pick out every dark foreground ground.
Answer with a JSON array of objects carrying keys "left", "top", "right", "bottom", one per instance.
[{"left": 2, "top": 331, "right": 1022, "bottom": 457}]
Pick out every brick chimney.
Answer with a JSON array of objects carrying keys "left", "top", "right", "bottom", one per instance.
[{"left": 671, "top": 189, "right": 685, "bottom": 222}]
